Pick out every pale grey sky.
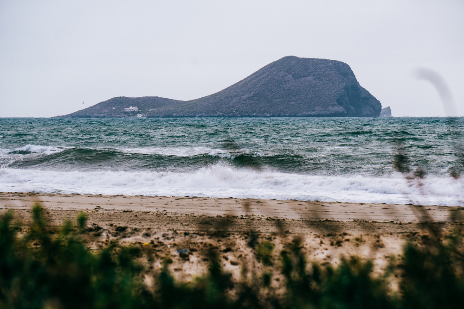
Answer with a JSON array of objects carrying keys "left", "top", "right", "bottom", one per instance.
[{"left": 1, "top": 0, "right": 463, "bottom": 117}]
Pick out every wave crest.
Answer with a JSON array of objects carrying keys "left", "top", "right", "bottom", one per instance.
[{"left": 1, "top": 165, "right": 462, "bottom": 206}]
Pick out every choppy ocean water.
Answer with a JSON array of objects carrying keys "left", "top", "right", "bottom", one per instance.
[{"left": 0, "top": 117, "right": 463, "bottom": 205}]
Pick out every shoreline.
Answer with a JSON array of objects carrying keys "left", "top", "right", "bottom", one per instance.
[{"left": 0, "top": 191, "right": 457, "bottom": 224}]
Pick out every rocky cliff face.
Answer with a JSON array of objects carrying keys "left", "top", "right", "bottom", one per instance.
[
  {"left": 380, "top": 106, "right": 392, "bottom": 117},
  {"left": 61, "top": 56, "right": 382, "bottom": 118}
]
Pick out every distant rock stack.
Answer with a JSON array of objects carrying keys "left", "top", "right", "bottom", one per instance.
[
  {"left": 60, "top": 56, "right": 382, "bottom": 118},
  {"left": 380, "top": 106, "right": 392, "bottom": 117}
]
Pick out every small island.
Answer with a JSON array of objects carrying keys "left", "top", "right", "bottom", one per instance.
[
  {"left": 59, "top": 56, "right": 382, "bottom": 118},
  {"left": 380, "top": 106, "right": 392, "bottom": 117}
]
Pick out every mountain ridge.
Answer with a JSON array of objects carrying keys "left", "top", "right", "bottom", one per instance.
[{"left": 59, "top": 56, "right": 382, "bottom": 118}]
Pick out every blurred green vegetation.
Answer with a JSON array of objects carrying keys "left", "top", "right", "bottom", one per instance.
[{"left": 1, "top": 204, "right": 464, "bottom": 309}]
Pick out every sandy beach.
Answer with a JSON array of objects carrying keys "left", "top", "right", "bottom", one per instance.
[
  {"left": 0, "top": 192, "right": 457, "bottom": 224},
  {"left": 2, "top": 191, "right": 462, "bottom": 282}
]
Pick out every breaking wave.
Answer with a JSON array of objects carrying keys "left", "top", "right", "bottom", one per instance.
[{"left": 1, "top": 165, "right": 462, "bottom": 206}]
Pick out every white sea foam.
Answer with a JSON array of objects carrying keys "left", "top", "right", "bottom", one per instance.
[
  {"left": 120, "top": 146, "right": 229, "bottom": 157},
  {"left": 0, "top": 165, "right": 462, "bottom": 206},
  {"left": 7, "top": 145, "right": 68, "bottom": 155},
  {"left": 0, "top": 145, "right": 69, "bottom": 168}
]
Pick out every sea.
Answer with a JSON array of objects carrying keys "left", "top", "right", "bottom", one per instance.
[{"left": 0, "top": 117, "right": 463, "bottom": 206}]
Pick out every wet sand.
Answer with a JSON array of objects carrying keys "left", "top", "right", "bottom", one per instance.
[{"left": 0, "top": 192, "right": 456, "bottom": 224}]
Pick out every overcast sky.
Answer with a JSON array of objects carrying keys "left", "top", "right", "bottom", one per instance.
[{"left": 1, "top": 0, "right": 463, "bottom": 117}]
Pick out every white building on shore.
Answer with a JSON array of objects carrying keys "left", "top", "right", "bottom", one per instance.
[{"left": 124, "top": 106, "right": 138, "bottom": 112}]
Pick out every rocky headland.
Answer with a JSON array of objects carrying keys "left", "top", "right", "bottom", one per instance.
[{"left": 60, "top": 56, "right": 382, "bottom": 118}]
